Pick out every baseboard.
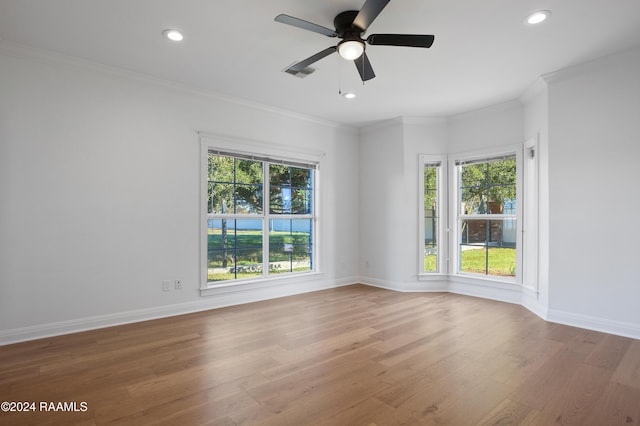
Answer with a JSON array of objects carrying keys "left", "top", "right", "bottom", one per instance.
[
  {"left": 3, "top": 276, "right": 638, "bottom": 345},
  {"left": 546, "top": 308, "right": 640, "bottom": 340},
  {"left": 447, "top": 279, "right": 522, "bottom": 305},
  {"left": 359, "top": 276, "right": 448, "bottom": 292},
  {"left": 358, "top": 276, "right": 401, "bottom": 291},
  {"left": 0, "top": 277, "right": 357, "bottom": 346}
]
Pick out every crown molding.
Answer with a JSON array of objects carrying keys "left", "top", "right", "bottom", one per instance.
[
  {"left": 542, "top": 45, "right": 640, "bottom": 86},
  {"left": 519, "top": 77, "right": 548, "bottom": 105},
  {"left": 0, "top": 39, "right": 357, "bottom": 133}
]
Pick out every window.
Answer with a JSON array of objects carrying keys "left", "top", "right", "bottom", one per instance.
[
  {"left": 205, "top": 151, "right": 315, "bottom": 284},
  {"left": 456, "top": 154, "right": 519, "bottom": 279},
  {"left": 419, "top": 158, "right": 445, "bottom": 273}
]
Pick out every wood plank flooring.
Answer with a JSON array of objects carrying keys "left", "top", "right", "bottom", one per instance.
[{"left": 1, "top": 285, "right": 639, "bottom": 425}]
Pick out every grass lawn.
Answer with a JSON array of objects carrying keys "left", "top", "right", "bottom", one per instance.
[
  {"left": 208, "top": 229, "right": 311, "bottom": 281},
  {"left": 461, "top": 247, "right": 516, "bottom": 276},
  {"left": 209, "top": 229, "right": 515, "bottom": 280},
  {"left": 425, "top": 247, "right": 516, "bottom": 276}
]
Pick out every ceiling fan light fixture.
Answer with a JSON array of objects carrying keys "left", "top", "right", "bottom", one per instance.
[
  {"left": 162, "top": 29, "right": 184, "bottom": 41},
  {"left": 525, "top": 10, "right": 551, "bottom": 25},
  {"left": 338, "top": 39, "right": 364, "bottom": 60}
]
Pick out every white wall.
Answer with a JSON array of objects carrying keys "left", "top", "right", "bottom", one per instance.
[
  {"left": 546, "top": 47, "right": 640, "bottom": 331},
  {"left": 0, "top": 46, "right": 360, "bottom": 342},
  {"left": 521, "top": 79, "right": 550, "bottom": 316},
  {"left": 447, "top": 100, "right": 524, "bottom": 154},
  {"left": 358, "top": 117, "right": 450, "bottom": 291},
  {"left": 358, "top": 119, "right": 405, "bottom": 286},
  {"left": 401, "top": 118, "right": 448, "bottom": 285}
]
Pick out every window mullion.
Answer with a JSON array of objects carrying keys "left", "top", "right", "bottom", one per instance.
[{"left": 460, "top": 214, "right": 517, "bottom": 220}]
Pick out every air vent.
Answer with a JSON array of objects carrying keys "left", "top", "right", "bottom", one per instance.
[{"left": 284, "top": 66, "right": 316, "bottom": 78}]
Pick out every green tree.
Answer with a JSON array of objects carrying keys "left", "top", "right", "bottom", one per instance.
[
  {"left": 424, "top": 167, "right": 437, "bottom": 213},
  {"left": 460, "top": 158, "right": 516, "bottom": 214},
  {"left": 269, "top": 164, "right": 312, "bottom": 214},
  {"left": 208, "top": 155, "right": 263, "bottom": 214}
]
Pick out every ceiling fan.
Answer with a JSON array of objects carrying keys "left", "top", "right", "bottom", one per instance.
[{"left": 275, "top": 0, "right": 435, "bottom": 82}]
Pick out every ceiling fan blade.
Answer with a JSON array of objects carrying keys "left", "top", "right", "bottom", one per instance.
[
  {"left": 275, "top": 14, "right": 337, "bottom": 37},
  {"left": 354, "top": 52, "right": 375, "bottom": 82},
  {"left": 367, "top": 34, "right": 435, "bottom": 48},
  {"left": 353, "top": 0, "right": 391, "bottom": 31},
  {"left": 286, "top": 46, "right": 337, "bottom": 73}
]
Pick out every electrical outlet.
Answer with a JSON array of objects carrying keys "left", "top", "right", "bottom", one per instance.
[
  {"left": 174, "top": 279, "right": 183, "bottom": 290},
  {"left": 162, "top": 280, "right": 171, "bottom": 292}
]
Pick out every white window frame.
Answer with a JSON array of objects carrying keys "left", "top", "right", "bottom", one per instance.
[
  {"left": 199, "top": 133, "right": 322, "bottom": 295},
  {"left": 449, "top": 144, "right": 523, "bottom": 284},
  {"left": 522, "top": 136, "right": 539, "bottom": 293},
  {"left": 418, "top": 155, "right": 448, "bottom": 276}
]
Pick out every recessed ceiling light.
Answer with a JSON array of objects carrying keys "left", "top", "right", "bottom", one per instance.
[
  {"left": 162, "top": 29, "right": 184, "bottom": 41},
  {"left": 342, "top": 92, "right": 356, "bottom": 99},
  {"left": 525, "top": 10, "right": 551, "bottom": 25}
]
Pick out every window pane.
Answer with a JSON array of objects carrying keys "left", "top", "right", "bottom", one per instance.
[
  {"left": 210, "top": 183, "right": 234, "bottom": 214},
  {"left": 269, "top": 164, "right": 290, "bottom": 185},
  {"left": 488, "top": 158, "right": 516, "bottom": 186},
  {"left": 269, "top": 219, "right": 312, "bottom": 274},
  {"left": 486, "top": 182, "right": 517, "bottom": 214},
  {"left": 209, "top": 155, "right": 263, "bottom": 215},
  {"left": 460, "top": 163, "right": 486, "bottom": 188},
  {"left": 235, "top": 159, "right": 262, "bottom": 184},
  {"left": 488, "top": 247, "right": 516, "bottom": 277},
  {"left": 424, "top": 217, "right": 438, "bottom": 272},
  {"left": 459, "top": 158, "right": 516, "bottom": 215},
  {"left": 460, "top": 187, "right": 488, "bottom": 214},
  {"left": 291, "top": 189, "right": 312, "bottom": 214},
  {"left": 269, "top": 186, "right": 291, "bottom": 214},
  {"left": 460, "top": 218, "right": 517, "bottom": 277},
  {"left": 235, "top": 184, "right": 263, "bottom": 214},
  {"left": 207, "top": 219, "right": 263, "bottom": 282},
  {"left": 423, "top": 165, "right": 439, "bottom": 273},
  {"left": 270, "top": 165, "right": 314, "bottom": 215},
  {"left": 234, "top": 247, "right": 263, "bottom": 280},
  {"left": 460, "top": 245, "right": 485, "bottom": 274},
  {"left": 291, "top": 168, "right": 311, "bottom": 188},
  {"left": 210, "top": 155, "right": 234, "bottom": 183}
]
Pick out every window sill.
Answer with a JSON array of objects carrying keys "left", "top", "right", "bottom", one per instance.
[
  {"left": 200, "top": 271, "right": 323, "bottom": 297},
  {"left": 418, "top": 272, "right": 520, "bottom": 286},
  {"left": 417, "top": 273, "right": 448, "bottom": 281},
  {"left": 448, "top": 273, "right": 520, "bottom": 288}
]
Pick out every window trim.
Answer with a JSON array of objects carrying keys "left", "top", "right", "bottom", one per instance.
[
  {"left": 200, "top": 134, "right": 323, "bottom": 295},
  {"left": 449, "top": 144, "right": 523, "bottom": 284},
  {"left": 418, "top": 155, "right": 448, "bottom": 277}
]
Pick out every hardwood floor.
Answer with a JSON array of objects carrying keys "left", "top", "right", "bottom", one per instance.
[{"left": 1, "top": 285, "right": 639, "bottom": 425}]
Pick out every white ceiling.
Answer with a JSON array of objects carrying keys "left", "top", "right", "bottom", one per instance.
[{"left": 1, "top": 0, "right": 640, "bottom": 127}]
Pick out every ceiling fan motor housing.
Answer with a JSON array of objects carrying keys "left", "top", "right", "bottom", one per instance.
[{"left": 334, "top": 11, "right": 364, "bottom": 38}]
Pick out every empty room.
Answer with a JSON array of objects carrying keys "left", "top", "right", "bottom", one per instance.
[{"left": 1, "top": 0, "right": 640, "bottom": 424}]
